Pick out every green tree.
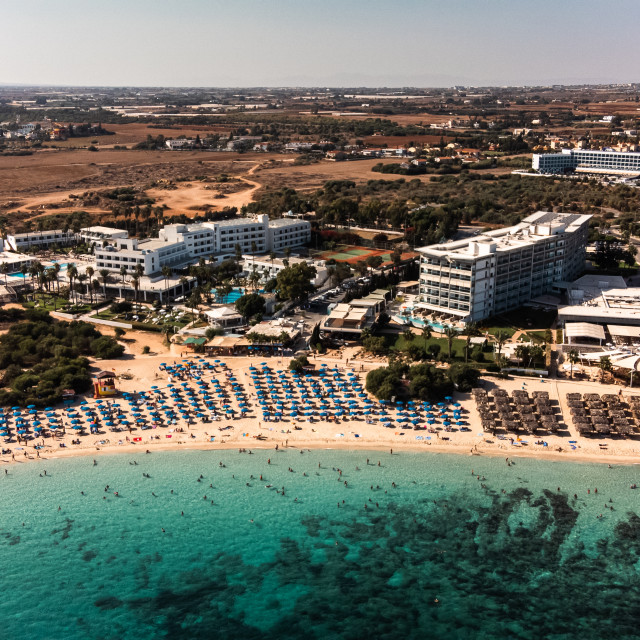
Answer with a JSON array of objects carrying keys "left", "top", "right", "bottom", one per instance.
[
  {"left": 443, "top": 325, "right": 457, "bottom": 359},
  {"left": 568, "top": 349, "right": 579, "bottom": 379},
  {"left": 448, "top": 363, "right": 481, "bottom": 392},
  {"left": 599, "top": 355, "right": 612, "bottom": 382},
  {"left": 99, "top": 268, "right": 110, "bottom": 301},
  {"left": 275, "top": 262, "right": 317, "bottom": 302},
  {"left": 235, "top": 293, "right": 266, "bottom": 320},
  {"left": 495, "top": 330, "right": 510, "bottom": 358}
]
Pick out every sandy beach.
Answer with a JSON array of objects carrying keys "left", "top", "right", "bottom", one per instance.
[{"left": 2, "top": 329, "right": 640, "bottom": 468}]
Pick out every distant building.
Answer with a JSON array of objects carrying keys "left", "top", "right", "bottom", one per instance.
[
  {"left": 6, "top": 230, "right": 76, "bottom": 252},
  {"left": 533, "top": 149, "right": 640, "bottom": 175},
  {"left": 165, "top": 139, "right": 195, "bottom": 150}
]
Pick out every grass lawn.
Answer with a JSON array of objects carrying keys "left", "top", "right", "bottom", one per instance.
[
  {"left": 481, "top": 306, "right": 557, "bottom": 333},
  {"left": 526, "top": 330, "right": 551, "bottom": 344},
  {"left": 391, "top": 334, "right": 495, "bottom": 363},
  {"left": 481, "top": 326, "right": 517, "bottom": 338},
  {"left": 24, "top": 296, "right": 91, "bottom": 314}
]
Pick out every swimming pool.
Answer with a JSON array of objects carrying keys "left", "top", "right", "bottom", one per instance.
[
  {"left": 409, "top": 316, "right": 456, "bottom": 333},
  {"left": 8, "top": 272, "right": 27, "bottom": 279},
  {"left": 211, "top": 287, "right": 245, "bottom": 304}
]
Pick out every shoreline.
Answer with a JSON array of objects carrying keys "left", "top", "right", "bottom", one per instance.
[
  {"left": 3, "top": 349, "right": 640, "bottom": 470},
  {"left": 6, "top": 437, "right": 640, "bottom": 467}
]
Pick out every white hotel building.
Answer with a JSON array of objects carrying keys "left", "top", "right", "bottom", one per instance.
[
  {"left": 417, "top": 212, "right": 591, "bottom": 323},
  {"left": 6, "top": 230, "right": 76, "bottom": 252},
  {"left": 94, "top": 215, "right": 311, "bottom": 276},
  {"left": 533, "top": 149, "right": 640, "bottom": 175}
]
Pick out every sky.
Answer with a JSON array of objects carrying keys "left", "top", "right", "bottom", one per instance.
[{"left": 3, "top": 0, "right": 640, "bottom": 87}]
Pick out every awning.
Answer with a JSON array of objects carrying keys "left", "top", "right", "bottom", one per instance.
[
  {"left": 565, "top": 322, "right": 605, "bottom": 341},
  {"left": 608, "top": 325, "right": 640, "bottom": 339}
]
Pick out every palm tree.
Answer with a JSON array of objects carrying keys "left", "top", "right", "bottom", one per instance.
[
  {"left": 0, "top": 262, "right": 9, "bottom": 286},
  {"left": 514, "top": 344, "right": 530, "bottom": 368},
  {"left": 53, "top": 262, "right": 61, "bottom": 295},
  {"left": 119, "top": 265, "right": 128, "bottom": 285},
  {"left": 421, "top": 325, "right": 432, "bottom": 345},
  {"left": 463, "top": 322, "right": 481, "bottom": 363},
  {"left": 187, "top": 291, "right": 201, "bottom": 320},
  {"left": 443, "top": 325, "right": 457, "bottom": 360},
  {"left": 99, "top": 269, "right": 110, "bottom": 301},
  {"left": 76, "top": 273, "right": 88, "bottom": 304},
  {"left": 131, "top": 276, "right": 140, "bottom": 304},
  {"left": 495, "top": 330, "right": 510, "bottom": 359},
  {"left": 179, "top": 276, "right": 188, "bottom": 297},
  {"left": 66, "top": 264, "right": 78, "bottom": 304},
  {"left": 248, "top": 265, "right": 260, "bottom": 291},
  {"left": 85, "top": 266, "right": 94, "bottom": 303},
  {"left": 568, "top": 349, "right": 579, "bottom": 379},
  {"left": 161, "top": 265, "right": 172, "bottom": 291},
  {"left": 599, "top": 356, "right": 612, "bottom": 382}
]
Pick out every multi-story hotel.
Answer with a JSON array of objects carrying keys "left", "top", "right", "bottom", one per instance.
[
  {"left": 417, "top": 212, "right": 591, "bottom": 323},
  {"left": 533, "top": 149, "right": 640, "bottom": 175},
  {"left": 6, "top": 230, "right": 76, "bottom": 252},
  {"left": 94, "top": 215, "right": 311, "bottom": 276}
]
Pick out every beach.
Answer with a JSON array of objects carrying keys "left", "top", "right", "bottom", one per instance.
[{"left": 3, "top": 334, "right": 640, "bottom": 467}]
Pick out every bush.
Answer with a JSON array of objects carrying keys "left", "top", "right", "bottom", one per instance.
[
  {"left": 91, "top": 336, "right": 125, "bottom": 359},
  {"left": 131, "top": 321, "right": 163, "bottom": 332},
  {"left": 288, "top": 355, "right": 309, "bottom": 374},
  {"left": 110, "top": 301, "right": 132, "bottom": 314},
  {"left": 448, "top": 363, "right": 481, "bottom": 392},
  {"left": 0, "top": 313, "right": 123, "bottom": 407}
]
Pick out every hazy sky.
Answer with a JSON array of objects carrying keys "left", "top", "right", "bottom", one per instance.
[{"left": 3, "top": 0, "right": 640, "bottom": 87}]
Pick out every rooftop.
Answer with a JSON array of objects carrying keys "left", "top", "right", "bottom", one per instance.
[
  {"left": 268, "top": 218, "right": 308, "bottom": 227},
  {"left": 81, "top": 226, "right": 128, "bottom": 236},
  {"left": 217, "top": 217, "right": 263, "bottom": 228},
  {"left": 418, "top": 211, "right": 591, "bottom": 258}
]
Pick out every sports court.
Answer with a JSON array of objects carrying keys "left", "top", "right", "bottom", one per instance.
[{"left": 314, "top": 245, "right": 417, "bottom": 265}]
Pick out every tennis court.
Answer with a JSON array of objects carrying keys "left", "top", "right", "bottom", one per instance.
[{"left": 314, "top": 244, "right": 420, "bottom": 266}]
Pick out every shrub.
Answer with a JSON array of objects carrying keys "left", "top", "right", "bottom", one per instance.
[
  {"left": 110, "top": 301, "right": 132, "bottom": 314},
  {"left": 131, "top": 321, "right": 163, "bottom": 332},
  {"left": 91, "top": 337, "right": 125, "bottom": 359}
]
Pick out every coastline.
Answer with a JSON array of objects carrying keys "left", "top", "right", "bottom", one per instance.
[
  {"left": 3, "top": 346, "right": 640, "bottom": 470},
  {"left": 8, "top": 436, "right": 640, "bottom": 467}
]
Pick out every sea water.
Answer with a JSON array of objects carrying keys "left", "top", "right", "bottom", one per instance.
[{"left": 1, "top": 450, "right": 639, "bottom": 640}]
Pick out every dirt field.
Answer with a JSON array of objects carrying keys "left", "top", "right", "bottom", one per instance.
[
  {"left": 45, "top": 122, "right": 233, "bottom": 149},
  {"left": 0, "top": 150, "right": 279, "bottom": 226}
]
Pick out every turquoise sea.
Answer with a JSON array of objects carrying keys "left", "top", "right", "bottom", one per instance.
[{"left": 1, "top": 449, "right": 640, "bottom": 639}]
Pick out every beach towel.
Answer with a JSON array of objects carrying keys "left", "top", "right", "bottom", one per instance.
[
  {"left": 133, "top": 437, "right": 142, "bottom": 442},
  {"left": 166, "top": 435, "right": 172, "bottom": 438}
]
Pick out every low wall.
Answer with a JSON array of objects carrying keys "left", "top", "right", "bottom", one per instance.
[
  {"left": 502, "top": 367, "right": 549, "bottom": 377},
  {"left": 87, "top": 316, "right": 133, "bottom": 330}
]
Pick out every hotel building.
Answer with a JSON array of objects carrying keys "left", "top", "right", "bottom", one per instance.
[
  {"left": 533, "top": 149, "right": 640, "bottom": 175},
  {"left": 94, "top": 215, "right": 310, "bottom": 276},
  {"left": 6, "top": 230, "right": 76, "bottom": 252},
  {"left": 417, "top": 212, "right": 591, "bottom": 323}
]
